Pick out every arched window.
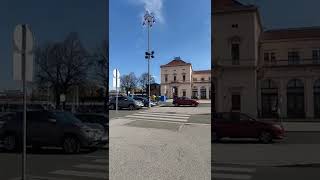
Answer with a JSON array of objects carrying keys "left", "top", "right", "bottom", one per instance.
[
  {"left": 192, "top": 86, "right": 198, "bottom": 99},
  {"left": 261, "top": 79, "right": 278, "bottom": 118},
  {"left": 200, "top": 86, "right": 207, "bottom": 99},
  {"left": 287, "top": 79, "right": 305, "bottom": 118},
  {"left": 314, "top": 79, "right": 320, "bottom": 117}
]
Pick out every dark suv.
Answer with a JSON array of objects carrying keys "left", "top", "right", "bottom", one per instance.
[
  {"left": 109, "top": 96, "right": 143, "bottom": 110},
  {"left": 0, "top": 111, "right": 106, "bottom": 153},
  {"left": 212, "top": 112, "right": 285, "bottom": 143}
]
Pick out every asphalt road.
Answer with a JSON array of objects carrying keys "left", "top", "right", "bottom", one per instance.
[
  {"left": 213, "top": 132, "right": 320, "bottom": 180},
  {"left": 109, "top": 105, "right": 211, "bottom": 125},
  {"left": 0, "top": 148, "right": 108, "bottom": 180},
  {"left": 213, "top": 162, "right": 320, "bottom": 180},
  {"left": 109, "top": 103, "right": 211, "bottom": 179}
]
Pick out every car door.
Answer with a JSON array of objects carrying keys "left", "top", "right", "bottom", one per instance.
[
  {"left": 215, "top": 113, "right": 234, "bottom": 137},
  {"left": 29, "top": 111, "right": 60, "bottom": 145},
  {"left": 117, "top": 97, "right": 125, "bottom": 108},
  {"left": 238, "top": 113, "right": 260, "bottom": 138},
  {"left": 222, "top": 112, "right": 242, "bottom": 138}
]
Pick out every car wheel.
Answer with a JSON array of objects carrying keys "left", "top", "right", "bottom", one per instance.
[
  {"left": 128, "top": 104, "right": 135, "bottom": 111},
  {"left": 259, "top": 131, "right": 273, "bottom": 144},
  {"left": 3, "top": 134, "right": 17, "bottom": 151},
  {"left": 63, "top": 136, "right": 81, "bottom": 154}
]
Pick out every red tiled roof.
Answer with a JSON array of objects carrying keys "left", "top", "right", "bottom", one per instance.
[
  {"left": 193, "top": 70, "right": 211, "bottom": 74},
  {"left": 213, "top": 0, "right": 257, "bottom": 13},
  {"left": 160, "top": 59, "right": 191, "bottom": 67},
  {"left": 261, "top": 27, "right": 320, "bottom": 41}
]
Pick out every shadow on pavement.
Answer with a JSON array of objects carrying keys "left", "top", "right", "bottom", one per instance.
[{"left": 0, "top": 147, "right": 101, "bottom": 155}]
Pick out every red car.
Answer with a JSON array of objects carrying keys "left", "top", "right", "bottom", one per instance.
[
  {"left": 212, "top": 112, "right": 285, "bottom": 143},
  {"left": 173, "top": 97, "right": 199, "bottom": 106}
]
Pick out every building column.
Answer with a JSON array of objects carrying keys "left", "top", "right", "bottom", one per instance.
[
  {"left": 198, "top": 86, "right": 201, "bottom": 99},
  {"left": 257, "top": 80, "right": 262, "bottom": 117},
  {"left": 206, "top": 85, "right": 210, "bottom": 99},
  {"left": 305, "top": 78, "right": 314, "bottom": 118}
]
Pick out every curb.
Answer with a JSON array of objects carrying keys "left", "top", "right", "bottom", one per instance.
[{"left": 213, "top": 161, "right": 320, "bottom": 167}]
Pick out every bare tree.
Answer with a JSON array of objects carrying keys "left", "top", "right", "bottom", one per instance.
[
  {"left": 35, "top": 32, "right": 92, "bottom": 109},
  {"left": 120, "top": 72, "right": 138, "bottom": 95},
  {"left": 139, "top": 72, "right": 155, "bottom": 93},
  {"left": 94, "top": 40, "right": 108, "bottom": 108}
]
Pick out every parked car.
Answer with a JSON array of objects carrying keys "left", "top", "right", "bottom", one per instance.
[
  {"left": 0, "top": 111, "right": 106, "bottom": 153},
  {"left": 212, "top": 112, "right": 285, "bottom": 143},
  {"left": 132, "top": 96, "right": 156, "bottom": 107},
  {"left": 74, "top": 113, "right": 108, "bottom": 131},
  {"left": 109, "top": 96, "right": 143, "bottom": 110},
  {"left": 172, "top": 97, "right": 199, "bottom": 106}
]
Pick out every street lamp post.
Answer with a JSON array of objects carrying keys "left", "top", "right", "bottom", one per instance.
[{"left": 143, "top": 11, "right": 155, "bottom": 108}]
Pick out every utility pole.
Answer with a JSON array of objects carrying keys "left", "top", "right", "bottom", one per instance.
[{"left": 143, "top": 11, "right": 155, "bottom": 108}]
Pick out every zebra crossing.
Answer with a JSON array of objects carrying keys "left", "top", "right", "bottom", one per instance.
[
  {"left": 212, "top": 163, "right": 256, "bottom": 180},
  {"left": 48, "top": 156, "right": 108, "bottom": 179},
  {"left": 124, "top": 111, "right": 191, "bottom": 123}
]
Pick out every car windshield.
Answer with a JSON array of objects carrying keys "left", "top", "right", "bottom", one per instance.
[
  {"left": 127, "top": 96, "right": 134, "bottom": 100},
  {"left": 53, "top": 112, "right": 82, "bottom": 124}
]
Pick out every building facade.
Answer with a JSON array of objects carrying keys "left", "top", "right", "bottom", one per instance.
[
  {"left": 160, "top": 57, "right": 211, "bottom": 99},
  {"left": 213, "top": 0, "right": 320, "bottom": 119}
]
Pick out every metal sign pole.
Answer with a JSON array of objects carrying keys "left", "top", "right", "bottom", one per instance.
[
  {"left": 116, "top": 69, "right": 118, "bottom": 113},
  {"left": 22, "top": 24, "right": 27, "bottom": 180}
]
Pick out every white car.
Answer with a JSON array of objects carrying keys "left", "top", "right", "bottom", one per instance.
[{"left": 134, "top": 100, "right": 145, "bottom": 108}]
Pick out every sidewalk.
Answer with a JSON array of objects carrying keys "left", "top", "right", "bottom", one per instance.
[{"left": 282, "top": 122, "right": 320, "bottom": 132}]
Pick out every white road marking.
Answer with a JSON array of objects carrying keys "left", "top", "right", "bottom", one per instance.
[
  {"left": 131, "top": 113, "right": 190, "bottom": 119},
  {"left": 93, "top": 159, "right": 108, "bottom": 163},
  {"left": 74, "top": 164, "right": 107, "bottom": 170},
  {"left": 50, "top": 170, "right": 107, "bottom": 179},
  {"left": 213, "top": 165, "right": 256, "bottom": 180},
  {"left": 214, "top": 166, "right": 256, "bottom": 173},
  {"left": 137, "top": 111, "right": 191, "bottom": 117},
  {"left": 213, "top": 173, "right": 252, "bottom": 180},
  {"left": 125, "top": 115, "right": 188, "bottom": 122}
]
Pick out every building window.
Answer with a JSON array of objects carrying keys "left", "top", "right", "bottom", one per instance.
[
  {"left": 192, "top": 88, "right": 198, "bottom": 99},
  {"left": 200, "top": 87, "right": 207, "bottom": 99},
  {"left": 314, "top": 80, "right": 320, "bottom": 117},
  {"left": 264, "top": 52, "right": 269, "bottom": 62},
  {"left": 165, "top": 75, "right": 168, "bottom": 82},
  {"left": 288, "top": 51, "right": 300, "bottom": 65},
  {"left": 201, "top": 77, "right": 205, "bottom": 81},
  {"left": 231, "top": 24, "right": 238, "bottom": 28},
  {"left": 231, "top": 43, "right": 240, "bottom": 65},
  {"left": 264, "top": 52, "right": 276, "bottom": 64},
  {"left": 174, "top": 75, "right": 176, "bottom": 82},
  {"left": 287, "top": 79, "right": 305, "bottom": 118},
  {"left": 270, "top": 52, "right": 276, "bottom": 63},
  {"left": 312, "top": 49, "right": 320, "bottom": 64},
  {"left": 261, "top": 79, "right": 278, "bottom": 118},
  {"left": 182, "top": 90, "right": 186, "bottom": 97},
  {"left": 209, "top": 77, "right": 211, "bottom": 81},
  {"left": 231, "top": 94, "right": 241, "bottom": 111},
  {"left": 193, "top": 78, "right": 197, "bottom": 82},
  {"left": 182, "top": 74, "right": 186, "bottom": 82}
]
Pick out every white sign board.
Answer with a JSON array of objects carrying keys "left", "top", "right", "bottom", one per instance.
[
  {"left": 14, "top": 24, "right": 34, "bottom": 53},
  {"left": 112, "top": 69, "right": 120, "bottom": 89},
  {"left": 13, "top": 52, "right": 34, "bottom": 81},
  {"left": 13, "top": 24, "right": 34, "bottom": 82}
]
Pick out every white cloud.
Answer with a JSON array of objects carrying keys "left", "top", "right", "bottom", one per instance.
[{"left": 131, "top": 0, "right": 165, "bottom": 24}]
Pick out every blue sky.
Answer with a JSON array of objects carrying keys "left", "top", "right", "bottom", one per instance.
[
  {"left": 0, "top": 0, "right": 107, "bottom": 91},
  {"left": 109, "top": 0, "right": 211, "bottom": 88}
]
